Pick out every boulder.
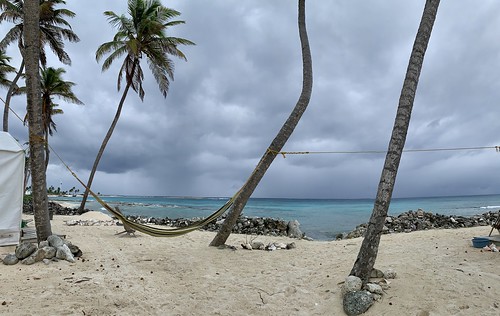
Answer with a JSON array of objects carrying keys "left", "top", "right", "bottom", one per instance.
[
  {"left": 56, "top": 244, "right": 75, "bottom": 263},
  {"left": 342, "top": 275, "right": 362, "bottom": 295},
  {"left": 343, "top": 290, "right": 374, "bottom": 315},
  {"left": 47, "top": 235, "right": 64, "bottom": 248},
  {"left": 287, "top": 220, "right": 303, "bottom": 239},
  {"left": 2, "top": 254, "right": 19, "bottom": 265},
  {"left": 21, "top": 248, "right": 46, "bottom": 265},
  {"left": 15, "top": 242, "right": 37, "bottom": 260}
]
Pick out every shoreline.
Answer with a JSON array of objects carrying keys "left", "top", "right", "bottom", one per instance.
[
  {"left": 2, "top": 215, "right": 499, "bottom": 315},
  {"left": 26, "top": 201, "right": 500, "bottom": 242}
]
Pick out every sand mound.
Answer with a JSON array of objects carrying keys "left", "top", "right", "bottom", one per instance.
[{"left": 77, "top": 211, "right": 113, "bottom": 221}]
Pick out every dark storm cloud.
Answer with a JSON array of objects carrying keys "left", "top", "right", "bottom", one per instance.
[{"left": 2, "top": 0, "right": 500, "bottom": 198}]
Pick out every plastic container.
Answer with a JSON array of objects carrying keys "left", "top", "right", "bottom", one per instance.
[{"left": 471, "top": 237, "right": 490, "bottom": 248}]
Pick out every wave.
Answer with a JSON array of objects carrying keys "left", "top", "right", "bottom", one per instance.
[{"left": 480, "top": 205, "right": 500, "bottom": 209}]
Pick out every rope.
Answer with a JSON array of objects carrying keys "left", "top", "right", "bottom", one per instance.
[{"left": 270, "top": 146, "right": 500, "bottom": 158}]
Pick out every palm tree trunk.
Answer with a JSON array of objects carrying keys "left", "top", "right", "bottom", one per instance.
[
  {"left": 24, "top": 0, "right": 52, "bottom": 241},
  {"left": 2, "top": 60, "right": 24, "bottom": 132},
  {"left": 210, "top": 0, "right": 313, "bottom": 247},
  {"left": 79, "top": 73, "right": 134, "bottom": 211},
  {"left": 349, "top": 0, "right": 440, "bottom": 284}
]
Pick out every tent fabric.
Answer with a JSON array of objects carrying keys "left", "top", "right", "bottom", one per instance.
[{"left": 0, "top": 132, "right": 25, "bottom": 246}]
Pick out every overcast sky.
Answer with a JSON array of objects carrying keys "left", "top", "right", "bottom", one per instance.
[{"left": 2, "top": 0, "right": 500, "bottom": 199}]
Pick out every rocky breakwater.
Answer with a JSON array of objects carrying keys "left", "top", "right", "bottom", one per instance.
[
  {"left": 343, "top": 209, "right": 499, "bottom": 239},
  {"left": 23, "top": 201, "right": 92, "bottom": 216},
  {"left": 125, "top": 215, "right": 307, "bottom": 239},
  {"left": 2, "top": 235, "right": 82, "bottom": 266}
]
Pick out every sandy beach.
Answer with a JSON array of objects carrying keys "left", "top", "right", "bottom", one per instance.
[{"left": 1, "top": 215, "right": 499, "bottom": 316}]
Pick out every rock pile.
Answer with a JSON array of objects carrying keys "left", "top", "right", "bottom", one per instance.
[
  {"left": 1, "top": 235, "right": 82, "bottom": 266},
  {"left": 23, "top": 201, "right": 91, "bottom": 216},
  {"left": 125, "top": 214, "right": 306, "bottom": 239},
  {"left": 342, "top": 268, "right": 397, "bottom": 315},
  {"left": 342, "top": 210, "right": 499, "bottom": 239}
]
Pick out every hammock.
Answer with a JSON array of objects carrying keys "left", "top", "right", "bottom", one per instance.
[{"left": 63, "top": 160, "right": 239, "bottom": 237}]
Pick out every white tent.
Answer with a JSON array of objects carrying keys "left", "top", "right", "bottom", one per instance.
[{"left": 0, "top": 132, "right": 25, "bottom": 246}]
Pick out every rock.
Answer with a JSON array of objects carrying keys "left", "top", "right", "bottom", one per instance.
[
  {"left": 365, "top": 283, "right": 384, "bottom": 295},
  {"left": 41, "top": 246, "right": 56, "bottom": 259},
  {"left": 343, "top": 290, "right": 374, "bottom": 315},
  {"left": 15, "top": 242, "right": 37, "bottom": 259},
  {"left": 56, "top": 244, "right": 75, "bottom": 263},
  {"left": 251, "top": 241, "right": 265, "bottom": 250},
  {"left": 21, "top": 249, "right": 46, "bottom": 265},
  {"left": 343, "top": 276, "right": 362, "bottom": 295},
  {"left": 65, "top": 243, "right": 82, "bottom": 257},
  {"left": 2, "top": 254, "right": 19, "bottom": 265},
  {"left": 370, "top": 268, "right": 385, "bottom": 278},
  {"left": 287, "top": 220, "right": 303, "bottom": 239},
  {"left": 275, "top": 242, "right": 287, "bottom": 249},
  {"left": 265, "top": 243, "right": 276, "bottom": 251},
  {"left": 384, "top": 269, "right": 397, "bottom": 279},
  {"left": 286, "top": 242, "right": 296, "bottom": 249},
  {"left": 39, "top": 241, "right": 49, "bottom": 248},
  {"left": 47, "top": 235, "right": 64, "bottom": 248}
]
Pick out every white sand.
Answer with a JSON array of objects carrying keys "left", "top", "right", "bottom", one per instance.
[{"left": 1, "top": 216, "right": 499, "bottom": 315}]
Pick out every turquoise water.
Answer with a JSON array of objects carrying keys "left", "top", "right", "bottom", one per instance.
[{"left": 51, "top": 194, "right": 500, "bottom": 240}]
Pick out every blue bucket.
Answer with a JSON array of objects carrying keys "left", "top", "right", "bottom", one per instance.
[{"left": 472, "top": 237, "right": 490, "bottom": 248}]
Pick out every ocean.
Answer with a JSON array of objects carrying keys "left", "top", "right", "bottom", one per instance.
[{"left": 50, "top": 194, "right": 500, "bottom": 241}]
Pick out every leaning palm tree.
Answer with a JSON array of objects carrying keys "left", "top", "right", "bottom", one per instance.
[
  {"left": 210, "top": 0, "right": 313, "bottom": 246},
  {"left": 0, "top": 0, "right": 79, "bottom": 132},
  {"left": 78, "top": 0, "right": 194, "bottom": 211},
  {"left": 348, "top": 0, "right": 441, "bottom": 285},
  {"left": 24, "top": 0, "right": 52, "bottom": 241},
  {"left": 17, "top": 66, "right": 84, "bottom": 170}
]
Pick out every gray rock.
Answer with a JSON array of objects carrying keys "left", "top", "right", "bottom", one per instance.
[
  {"left": 39, "top": 240, "right": 49, "bottom": 248},
  {"left": 384, "top": 269, "right": 397, "bottom": 279},
  {"left": 286, "top": 242, "right": 296, "bottom": 249},
  {"left": 41, "top": 246, "right": 56, "bottom": 259},
  {"left": 287, "top": 220, "right": 303, "bottom": 239},
  {"left": 47, "top": 235, "right": 64, "bottom": 248},
  {"left": 21, "top": 248, "right": 44, "bottom": 265},
  {"left": 343, "top": 291, "right": 374, "bottom": 315},
  {"left": 2, "top": 254, "right": 19, "bottom": 265},
  {"left": 370, "top": 268, "right": 384, "bottom": 278},
  {"left": 251, "top": 241, "right": 265, "bottom": 250},
  {"left": 343, "top": 276, "right": 363, "bottom": 295},
  {"left": 365, "top": 283, "right": 384, "bottom": 295},
  {"left": 56, "top": 244, "right": 75, "bottom": 263},
  {"left": 15, "top": 242, "right": 37, "bottom": 259},
  {"left": 65, "top": 243, "right": 82, "bottom": 257}
]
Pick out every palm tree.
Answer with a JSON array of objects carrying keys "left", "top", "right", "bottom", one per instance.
[
  {"left": 0, "top": 50, "right": 15, "bottom": 88},
  {"left": 210, "top": 0, "right": 313, "bottom": 247},
  {"left": 17, "top": 66, "right": 84, "bottom": 170},
  {"left": 24, "top": 0, "right": 52, "bottom": 241},
  {"left": 78, "top": 0, "right": 195, "bottom": 211},
  {"left": 0, "top": 0, "right": 79, "bottom": 132},
  {"left": 349, "top": 0, "right": 440, "bottom": 284}
]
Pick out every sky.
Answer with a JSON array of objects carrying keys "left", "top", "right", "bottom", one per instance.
[{"left": 2, "top": 0, "right": 500, "bottom": 199}]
